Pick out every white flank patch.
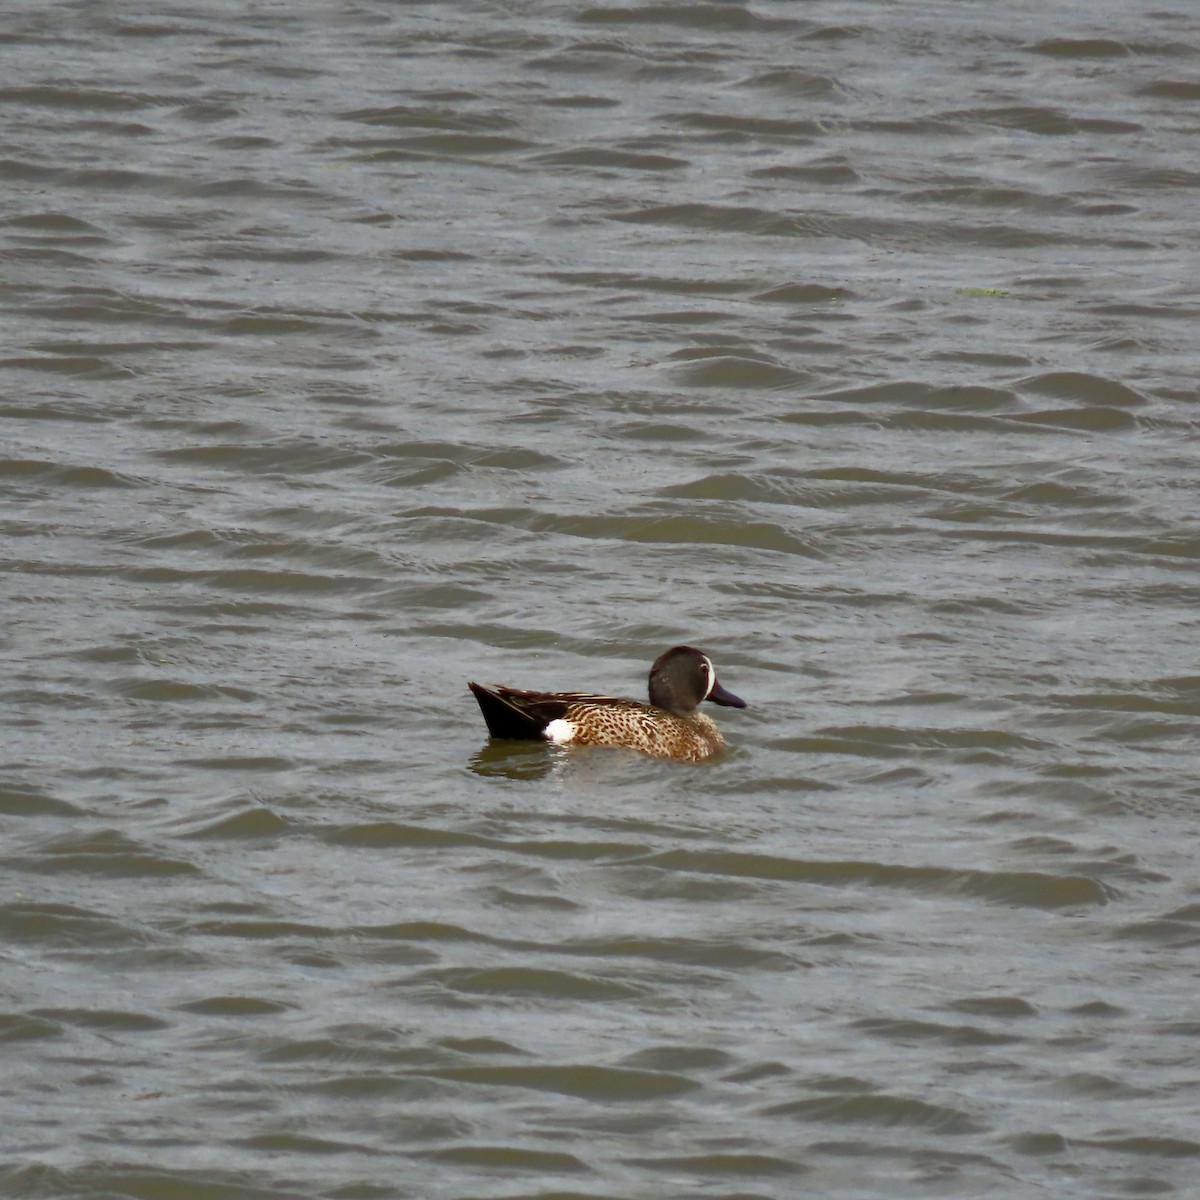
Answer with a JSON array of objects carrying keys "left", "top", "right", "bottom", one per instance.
[{"left": 544, "top": 718, "right": 577, "bottom": 745}]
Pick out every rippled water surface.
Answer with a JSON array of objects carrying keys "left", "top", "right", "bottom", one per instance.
[{"left": 4, "top": 1, "right": 1200, "bottom": 1197}]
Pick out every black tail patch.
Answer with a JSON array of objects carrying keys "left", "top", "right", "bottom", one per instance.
[{"left": 469, "top": 682, "right": 559, "bottom": 741}]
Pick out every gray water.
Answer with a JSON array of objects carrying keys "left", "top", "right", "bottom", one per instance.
[{"left": 3, "top": 2, "right": 1200, "bottom": 1197}]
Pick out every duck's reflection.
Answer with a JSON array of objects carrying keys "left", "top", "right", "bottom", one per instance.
[{"left": 467, "top": 739, "right": 559, "bottom": 780}]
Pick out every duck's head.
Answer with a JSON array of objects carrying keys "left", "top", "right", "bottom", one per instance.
[{"left": 648, "top": 645, "right": 747, "bottom": 715}]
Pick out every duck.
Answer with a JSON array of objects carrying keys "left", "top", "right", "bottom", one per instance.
[{"left": 468, "top": 645, "right": 746, "bottom": 762}]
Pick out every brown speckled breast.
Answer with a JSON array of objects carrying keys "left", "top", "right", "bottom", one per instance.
[{"left": 562, "top": 702, "right": 726, "bottom": 761}]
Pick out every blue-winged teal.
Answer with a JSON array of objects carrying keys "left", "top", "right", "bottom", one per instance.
[{"left": 468, "top": 645, "right": 746, "bottom": 762}]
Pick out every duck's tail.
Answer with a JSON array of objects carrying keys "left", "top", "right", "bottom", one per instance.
[{"left": 468, "top": 682, "right": 555, "bottom": 740}]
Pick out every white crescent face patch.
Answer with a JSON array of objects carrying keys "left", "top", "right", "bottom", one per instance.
[
  {"left": 544, "top": 718, "right": 577, "bottom": 745},
  {"left": 701, "top": 656, "right": 716, "bottom": 699}
]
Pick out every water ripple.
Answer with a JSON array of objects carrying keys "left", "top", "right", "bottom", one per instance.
[{"left": 4, "top": 1, "right": 1199, "bottom": 1197}]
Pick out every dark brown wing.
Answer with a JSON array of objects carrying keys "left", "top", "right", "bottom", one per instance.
[{"left": 468, "top": 684, "right": 640, "bottom": 740}]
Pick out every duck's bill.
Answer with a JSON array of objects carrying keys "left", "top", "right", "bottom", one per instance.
[{"left": 708, "top": 680, "right": 747, "bottom": 709}]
